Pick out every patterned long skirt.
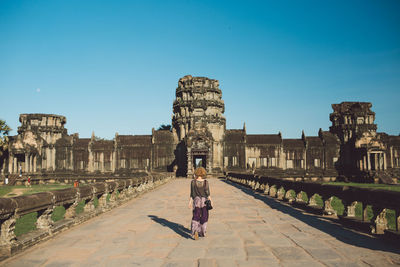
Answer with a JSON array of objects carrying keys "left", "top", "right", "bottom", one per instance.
[{"left": 191, "top": 196, "right": 209, "bottom": 237}]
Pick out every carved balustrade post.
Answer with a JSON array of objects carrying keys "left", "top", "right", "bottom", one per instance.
[
  {"left": 98, "top": 193, "right": 108, "bottom": 209},
  {"left": 296, "top": 192, "right": 305, "bottom": 203},
  {"left": 254, "top": 181, "right": 260, "bottom": 190},
  {"left": 259, "top": 182, "right": 265, "bottom": 192},
  {"left": 83, "top": 198, "right": 96, "bottom": 213},
  {"left": 119, "top": 187, "right": 129, "bottom": 200},
  {"left": 109, "top": 189, "right": 119, "bottom": 203},
  {"left": 284, "top": 190, "right": 295, "bottom": 204},
  {"left": 323, "top": 197, "right": 336, "bottom": 216},
  {"left": 362, "top": 204, "right": 369, "bottom": 222},
  {"left": 269, "top": 186, "right": 277, "bottom": 198},
  {"left": 0, "top": 216, "right": 17, "bottom": 247},
  {"left": 344, "top": 201, "right": 358, "bottom": 217},
  {"left": 309, "top": 194, "right": 318, "bottom": 207},
  {"left": 36, "top": 207, "right": 54, "bottom": 231},
  {"left": 277, "top": 187, "right": 285, "bottom": 200},
  {"left": 371, "top": 207, "right": 388, "bottom": 234},
  {"left": 127, "top": 184, "right": 135, "bottom": 196},
  {"left": 64, "top": 202, "right": 78, "bottom": 219},
  {"left": 264, "top": 184, "right": 270, "bottom": 195}
]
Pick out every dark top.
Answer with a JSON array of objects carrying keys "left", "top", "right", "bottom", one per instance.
[{"left": 190, "top": 179, "right": 210, "bottom": 199}]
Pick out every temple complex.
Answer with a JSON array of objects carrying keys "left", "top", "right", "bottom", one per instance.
[{"left": 1, "top": 75, "right": 399, "bottom": 183}]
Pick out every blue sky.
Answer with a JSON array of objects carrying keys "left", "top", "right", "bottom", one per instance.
[{"left": 1, "top": 0, "right": 399, "bottom": 139}]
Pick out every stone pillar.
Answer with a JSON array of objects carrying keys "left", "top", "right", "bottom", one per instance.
[
  {"left": 33, "top": 155, "right": 37, "bottom": 173},
  {"left": 52, "top": 148, "right": 56, "bottom": 171},
  {"left": 363, "top": 155, "right": 367, "bottom": 170},
  {"left": 30, "top": 155, "right": 33, "bottom": 173},
  {"left": 374, "top": 153, "right": 378, "bottom": 171},
  {"left": 112, "top": 150, "right": 116, "bottom": 172},
  {"left": 13, "top": 157, "right": 17, "bottom": 174},
  {"left": 25, "top": 153, "right": 29, "bottom": 173},
  {"left": 46, "top": 148, "right": 51, "bottom": 170},
  {"left": 187, "top": 149, "right": 193, "bottom": 178},
  {"left": 100, "top": 152, "right": 104, "bottom": 173},
  {"left": 390, "top": 147, "right": 394, "bottom": 168},
  {"left": 8, "top": 154, "right": 13, "bottom": 174},
  {"left": 367, "top": 152, "right": 371, "bottom": 170},
  {"left": 383, "top": 153, "right": 386, "bottom": 170}
]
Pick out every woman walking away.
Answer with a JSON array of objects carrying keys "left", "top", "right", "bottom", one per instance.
[{"left": 188, "top": 167, "right": 212, "bottom": 240}]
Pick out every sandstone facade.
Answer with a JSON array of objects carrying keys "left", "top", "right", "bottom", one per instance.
[{"left": 1, "top": 76, "right": 399, "bottom": 182}]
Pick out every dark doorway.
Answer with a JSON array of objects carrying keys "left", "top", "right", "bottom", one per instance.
[{"left": 193, "top": 155, "right": 206, "bottom": 169}]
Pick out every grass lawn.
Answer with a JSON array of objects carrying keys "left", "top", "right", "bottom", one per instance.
[
  {"left": 323, "top": 182, "right": 400, "bottom": 192},
  {"left": 0, "top": 186, "right": 12, "bottom": 197},
  {"left": 0, "top": 184, "right": 73, "bottom": 197}
]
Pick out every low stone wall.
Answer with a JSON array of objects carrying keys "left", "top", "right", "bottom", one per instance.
[
  {"left": 0, "top": 172, "right": 175, "bottom": 260},
  {"left": 226, "top": 172, "right": 400, "bottom": 237},
  {"left": 0, "top": 172, "right": 150, "bottom": 186}
]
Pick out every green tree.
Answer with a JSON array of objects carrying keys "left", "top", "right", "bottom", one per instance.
[
  {"left": 0, "top": 120, "right": 11, "bottom": 157},
  {"left": 158, "top": 124, "right": 172, "bottom": 131}
]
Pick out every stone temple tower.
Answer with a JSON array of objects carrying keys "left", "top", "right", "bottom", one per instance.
[{"left": 172, "top": 75, "right": 226, "bottom": 177}]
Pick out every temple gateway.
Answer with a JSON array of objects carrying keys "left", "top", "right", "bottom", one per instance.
[{"left": 1, "top": 75, "right": 399, "bottom": 183}]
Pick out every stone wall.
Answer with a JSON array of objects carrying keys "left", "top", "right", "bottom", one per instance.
[
  {"left": 0, "top": 172, "right": 174, "bottom": 260},
  {"left": 226, "top": 172, "right": 400, "bottom": 237}
]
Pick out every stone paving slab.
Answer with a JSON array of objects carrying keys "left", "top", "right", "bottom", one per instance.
[{"left": 4, "top": 178, "right": 400, "bottom": 267}]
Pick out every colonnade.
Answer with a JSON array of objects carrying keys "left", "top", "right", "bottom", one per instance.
[{"left": 359, "top": 151, "right": 386, "bottom": 171}]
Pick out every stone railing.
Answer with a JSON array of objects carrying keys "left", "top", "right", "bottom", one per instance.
[
  {"left": 226, "top": 172, "right": 400, "bottom": 237},
  {"left": 0, "top": 172, "right": 174, "bottom": 260}
]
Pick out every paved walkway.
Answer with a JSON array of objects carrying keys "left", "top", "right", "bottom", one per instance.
[{"left": 4, "top": 178, "right": 400, "bottom": 267}]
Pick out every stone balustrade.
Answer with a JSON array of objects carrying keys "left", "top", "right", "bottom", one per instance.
[
  {"left": 0, "top": 172, "right": 174, "bottom": 260},
  {"left": 226, "top": 172, "right": 400, "bottom": 237}
]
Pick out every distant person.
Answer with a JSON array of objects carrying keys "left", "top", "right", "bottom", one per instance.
[
  {"left": 27, "top": 176, "right": 31, "bottom": 187},
  {"left": 19, "top": 166, "right": 22, "bottom": 177},
  {"left": 188, "top": 167, "right": 212, "bottom": 240}
]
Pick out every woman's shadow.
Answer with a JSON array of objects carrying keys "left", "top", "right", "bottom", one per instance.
[{"left": 148, "top": 215, "right": 192, "bottom": 239}]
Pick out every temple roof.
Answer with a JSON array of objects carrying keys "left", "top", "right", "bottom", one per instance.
[
  {"left": 224, "top": 130, "right": 245, "bottom": 143},
  {"left": 116, "top": 135, "right": 152, "bottom": 145},
  {"left": 153, "top": 130, "right": 174, "bottom": 144},
  {"left": 306, "top": 136, "right": 323, "bottom": 147},
  {"left": 92, "top": 140, "right": 114, "bottom": 150},
  {"left": 283, "top": 139, "right": 304, "bottom": 148},
  {"left": 247, "top": 134, "right": 281, "bottom": 145}
]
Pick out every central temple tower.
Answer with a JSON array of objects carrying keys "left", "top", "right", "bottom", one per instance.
[{"left": 172, "top": 75, "right": 226, "bottom": 176}]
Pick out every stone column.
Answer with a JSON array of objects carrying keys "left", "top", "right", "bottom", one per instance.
[
  {"left": 25, "top": 153, "right": 29, "bottom": 173},
  {"left": 8, "top": 154, "right": 13, "bottom": 174},
  {"left": 13, "top": 157, "right": 17, "bottom": 174},
  {"left": 100, "top": 152, "right": 104, "bottom": 173},
  {"left": 52, "top": 148, "right": 56, "bottom": 171},
  {"left": 367, "top": 152, "right": 371, "bottom": 170},
  {"left": 33, "top": 155, "right": 37, "bottom": 173},
  {"left": 46, "top": 148, "right": 51, "bottom": 170},
  {"left": 383, "top": 153, "right": 387, "bottom": 170},
  {"left": 363, "top": 155, "right": 367, "bottom": 170},
  {"left": 30, "top": 155, "right": 33, "bottom": 172},
  {"left": 390, "top": 147, "right": 394, "bottom": 168}
]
